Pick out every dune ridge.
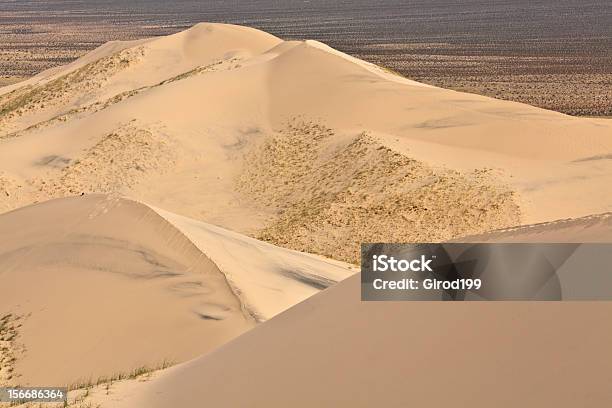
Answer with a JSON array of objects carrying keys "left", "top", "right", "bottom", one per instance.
[
  {"left": 458, "top": 212, "right": 612, "bottom": 242},
  {"left": 149, "top": 203, "right": 355, "bottom": 322},
  {"left": 0, "top": 194, "right": 353, "bottom": 387},
  {"left": 0, "top": 194, "right": 251, "bottom": 387}
]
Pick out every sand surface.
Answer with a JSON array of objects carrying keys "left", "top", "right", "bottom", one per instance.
[
  {"left": 1, "top": 22, "right": 611, "bottom": 407},
  {"left": 110, "top": 268, "right": 612, "bottom": 407},
  {"left": 35, "top": 213, "right": 612, "bottom": 408},
  {"left": 152, "top": 206, "right": 355, "bottom": 321},
  {"left": 0, "top": 195, "right": 353, "bottom": 387},
  {"left": 94, "top": 214, "right": 612, "bottom": 408},
  {"left": 98, "top": 214, "right": 612, "bottom": 407}
]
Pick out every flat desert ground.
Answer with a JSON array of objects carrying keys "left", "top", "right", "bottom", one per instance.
[{"left": 1, "top": 22, "right": 611, "bottom": 407}]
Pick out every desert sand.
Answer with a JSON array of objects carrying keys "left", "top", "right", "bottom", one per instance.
[
  {"left": 1, "top": 22, "right": 611, "bottom": 407},
  {"left": 110, "top": 275, "right": 612, "bottom": 408},
  {"left": 0, "top": 194, "right": 353, "bottom": 387},
  {"left": 85, "top": 213, "right": 612, "bottom": 408}
]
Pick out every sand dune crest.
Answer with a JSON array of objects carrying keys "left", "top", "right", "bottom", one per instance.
[{"left": 0, "top": 194, "right": 353, "bottom": 386}]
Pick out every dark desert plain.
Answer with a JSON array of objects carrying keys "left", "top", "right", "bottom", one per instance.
[{"left": 1, "top": 0, "right": 610, "bottom": 116}]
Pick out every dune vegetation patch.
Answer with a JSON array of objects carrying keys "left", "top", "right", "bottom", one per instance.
[
  {"left": 1, "top": 56, "right": 243, "bottom": 142},
  {"left": 57, "top": 361, "right": 172, "bottom": 408},
  {"left": 68, "top": 359, "right": 174, "bottom": 392},
  {"left": 0, "top": 46, "right": 146, "bottom": 133},
  {"left": 0, "top": 88, "right": 149, "bottom": 142},
  {"left": 238, "top": 119, "right": 520, "bottom": 263},
  {"left": 33, "top": 123, "right": 176, "bottom": 199},
  {"left": 157, "top": 57, "right": 243, "bottom": 86},
  {"left": 3, "top": 360, "right": 173, "bottom": 408},
  {"left": 2, "top": 123, "right": 175, "bottom": 213},
  {"left": 0, "top": 313, "right": 24, "bottom": 386},
  {"left": 0, "top": 172, "right": 25, "bottom": 213}
]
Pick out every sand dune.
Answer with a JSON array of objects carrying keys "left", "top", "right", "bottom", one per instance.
[
  {"left": 0, "top": 194, "right": 248, "bottom": 387},
  {"left": 49, "top": 213, "right": 611, "bottom": 407},
  {"left": 1, "top": 23, "right": 610, "bottom": 263},
  {"left": 111, "top": 274, "right": 612, "bottom": 407},
  {"left": 152, "top": 206, "right": 355, "bottom": 321},
  {"left": 1, "top": 22, "right": 612, "bottom": 407},
  {"left": 0, "top": 194, "right": 353, "bottom": 387},
  {"left": 0, "top": 23, "right": 280, "bottom": 134}
]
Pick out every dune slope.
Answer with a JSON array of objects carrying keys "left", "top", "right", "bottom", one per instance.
[
  {"left": 96, "top": 213, "right": 612, "bottom": 408},
  {"left": 0, "top": 194, "right": 353, "bottom": 387},
  {"left": 115, "top": 270, "right": 612, "bottom": 408},
  {"left": 0, "top": 195, "right": 251, "bottom": 386},
  {"left": 152, "top": 206, "right": 355, "bottom": 321}
]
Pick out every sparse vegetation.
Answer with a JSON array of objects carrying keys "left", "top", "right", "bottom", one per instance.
[
  {"left": 239, "top": 120, "right": 520, "bottom": 263},
  {"left": 377, "top": 64, "right": 405, "bottom": 78},
  {"left": 67, "top": 359, "right": 174, "bottom": 391},
  {"left": 0, "top": 46, "right": 145, "bottom": 129},
  {"left": 1, "top": 55, "right": 243, "bottom": 141},
  {"left": 34, "top": 122, "right": 177, "bottom": 199},
  {"left": 0, "top": 314, "right": 23, "bottom": 386}
]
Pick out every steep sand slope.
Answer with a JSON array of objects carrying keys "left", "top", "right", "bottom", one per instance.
[
  {"left": 1, "top": 23, "right": 611, "bottom": 263},
  {"left": 0, "top": 194, "right": 353, "bottom": 387},
  {"left": 0, "top": 194, "right": 249, "bottom": 387},
  {"left": 113, "top": 273, "right": 612, "bottom": 408},
  {"left": 152, "top": 206, "right": 355, "bottom": 321}
]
